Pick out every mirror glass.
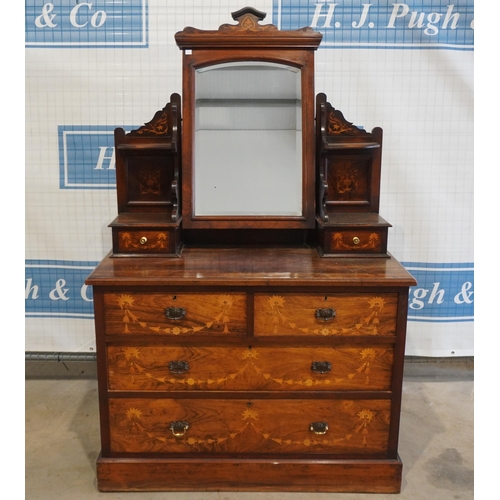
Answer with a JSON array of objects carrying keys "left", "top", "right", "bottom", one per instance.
[{"left": 194, "top": 62, "right": 302, "bottom": 216}]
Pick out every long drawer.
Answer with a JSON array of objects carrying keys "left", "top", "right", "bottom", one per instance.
[
  {"left": 109, "top": 398, "right": 391, "bottom": 455},
  {"left": 254, "top": 293, "right": 398, "bottom": 336},
  {"left": 103, "top": 292, "right": 247, "bottom": 336},
  {"left": 107, "top": 345, "right": 393, "bottom": 391}
]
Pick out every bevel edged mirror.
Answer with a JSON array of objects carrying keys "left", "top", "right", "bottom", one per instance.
[{"left": 194, "top": 61, "right": 302, "bottom": 218}]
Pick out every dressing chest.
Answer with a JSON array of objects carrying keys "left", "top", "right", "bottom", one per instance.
[{"left": 86, "top": 7, "right": 416, "bottom": 493}]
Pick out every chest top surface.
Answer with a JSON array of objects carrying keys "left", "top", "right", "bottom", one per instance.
[{"left": 86, "top": 246, "right": 416, "bottom": 287}]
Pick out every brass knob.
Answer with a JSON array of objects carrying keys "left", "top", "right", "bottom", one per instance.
[
  {"left": 352, "top": 236, "right": 360, "bottom": 245},
  {"left": 170, "top": 421, "right": 189, "bottom": 437},
  {"left": 139, "top": 236, "right": 148, "bottom": 245}
]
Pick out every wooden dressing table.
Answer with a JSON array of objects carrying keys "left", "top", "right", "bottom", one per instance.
[{"left": 86, "top": 7, "right": 416, "bottom": 493}]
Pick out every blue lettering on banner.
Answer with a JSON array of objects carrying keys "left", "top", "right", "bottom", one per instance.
[
  {"left": 26, "top": 0, "right": 148, "bottom": 48},
  {"left": 58, "top": 125, "right": 133, "bottom": 189},
  {"left": 404, "top": 262, "right": 474, "bottom": 322},
  {"left": 273, "top": 1, "right": 473, "bottom": 50},
  {"left": 25, "top": 260, "right": 98, "bottom": 319}
]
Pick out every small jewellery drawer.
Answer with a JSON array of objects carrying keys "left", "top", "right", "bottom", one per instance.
[
  {"left": 254, "top": 293, "right": 397, "bottom": 336},
  {"left": 113, "top": 226, "right": 184, "bottom": 256},
  {"left": 107, "top": 345, "right": 393, "bottom": 391},
  {"left": 328, "top": 229, "right": 387, "bottom": 254},
  {"left": 114, "top": 230, "right": 175, "bottom": 254},
  {"left": 109, "top": 398, "right": 391, "bottom": 455},
  {"left": 103, "top": 292, "right": 247, "bottom": 336}
]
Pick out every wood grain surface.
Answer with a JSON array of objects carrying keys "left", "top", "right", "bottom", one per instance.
[
  {"left": 254, "top": 293, "right": 397, "bottom": 336},
  {"left": 103, "top": 292, "right": 247, "bottom": 335},
  {"left": 86, "top": 247, "right": 417, "bottom": 287},
  {"left": 109, "top": 398, "right": 391, "bottom": 455},
  {"left": 107, "top": 345, "right": 393, "bottom": 391}
]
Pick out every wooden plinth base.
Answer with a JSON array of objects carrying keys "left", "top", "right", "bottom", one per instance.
[{"left": 96, "top": 455, "right": 402, "bottom": 493}]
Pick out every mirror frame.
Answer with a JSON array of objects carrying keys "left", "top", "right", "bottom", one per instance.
[{"left": 175, "top": 8, "right": 322, "bottom": 230}]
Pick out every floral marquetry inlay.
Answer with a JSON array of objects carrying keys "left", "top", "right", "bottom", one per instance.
[
  {"left": 334, "top": 164, "right": 359, "bottom": 194},
  {"left": 264, "top": 295, "right": 387, "bottom": 336},
  {"left": 327, "top": 109, "right": 368, "bottom": 136},
  {"left": 129, "top": 107, "right": 169, "bottom": 136},
  {"left": 116, "top": 294, "right": 238, "bottom": 334},
  {"left": 109, "top": 346, "right": 386, "bottom": 390},
  {"left": 116, "top": 402, "right": 384, "bottom": 452},
  {"left": 138, "top": 168, "right": 162, "bottom": 195},
  {"left": 332, "top": 232, "right": 380, "bottom": 251},
  {"left": 120, "top": 232, "right": 168, "bottom": 250}
]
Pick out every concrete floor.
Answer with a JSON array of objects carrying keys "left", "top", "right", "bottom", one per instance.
[{"left": 25, "top": 359, "right": 473, "bottom": 499}]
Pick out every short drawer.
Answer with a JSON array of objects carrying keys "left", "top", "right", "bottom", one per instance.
[
  {"left": 329, "top": 229, "right": 387, "bottom": 253},
  {"left": 114, "top": 229, "right": 175, "bottom": 254},
  {"left": 103, "top": 292, "right": 247, "bottom": 336},
  {"left": 107, "top": 345, "right": 393, "bottom": 391},
  {"left": 109, "top": 398, "right": 391, "bottom": 455},
  {"left": 254, "top": 293, "right": 397, "bottom": 336}
]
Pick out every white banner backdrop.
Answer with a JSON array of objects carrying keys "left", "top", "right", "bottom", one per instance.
[{"left": 25, "top": 1, "right": 474, "bottom": 356}]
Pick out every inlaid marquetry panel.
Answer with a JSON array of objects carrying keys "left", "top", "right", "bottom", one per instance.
[
  {"left": 103, "top": 293, "right": 247, "bottom": 335},
  {"left": 327, "top": 157, "right": 370, "bottom": 203},
  {"left": 107, "top": 345, "right": 393, "bottom": 391},
  {"left": 126, "top": 157, "right": 173, "bottom": 205},
  {"left": 116, "top": 230, "right": 170, "bottom": 253},
  {"left": 330, "top": 230, "right": 384, "bottom": 252},
  {"left": 109, "top": 398, "right": 391, "bottom": 455},
  {"left": 254, "top": 293, "right": 397, "bottom": 336}
]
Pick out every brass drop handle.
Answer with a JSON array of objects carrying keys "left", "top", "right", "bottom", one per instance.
[
  {"left": 139, "top": 236, "right": 148, "bottom": 245},
  {"left": 169, "top": 360, "right": 189, "bottom": 374},
  {"left": 164, "top": 306, "right": 186, "bottom": 320},
  {"left": 315, "top": 308, "right": 336, "bottom": 321},
  {"left": 311, "top": 361, "right": 332, "bottom": 374},
  {"left": 352, "top": 236, "right": 360, "bottom": 245},
  {"left": 170, "top": 421, "right": 190, "bottom": 437},
  {"left": 309, "top": 421, "right": 329, "bottom": 435}
]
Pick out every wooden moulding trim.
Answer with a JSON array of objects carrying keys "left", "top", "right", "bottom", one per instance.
[
  {"left": 174, "top": 9, "right": 322, "bottom": 51},
  {"left": 174, "top": 34, "right": 323, "bottom": 50},
  {"left": 96, "top": 455, "right": 402, "bottom": 492},
  {"left": 322, "top": 142, "right": 380, "bottom": 150},
  {"left": 116, "top": 144, "right": 173, "bottom": 151}
]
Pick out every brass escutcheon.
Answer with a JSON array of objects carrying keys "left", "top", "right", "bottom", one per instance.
[
  {"left": 315, "top": 308, "right": 336, "bottom": 322},
  {"left": 165, "top": 306, "right": 186, "bottom": 320},
  {"left": 311, "top": 361, "right": 332, "bottom": 374},
  {"left": 139, "top": 236, "right": 148, "bottom": 245},
  {"left": 352, "top": 236, "right": 360, "bottom": 245},
  {"left": 169, "top": 360, "right": 190, "bottom": 374}
]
